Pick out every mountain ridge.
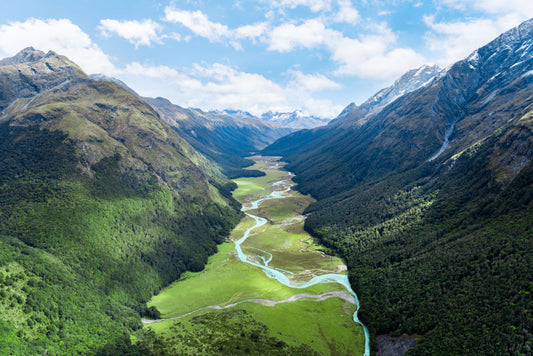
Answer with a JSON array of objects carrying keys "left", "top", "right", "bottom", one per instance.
[
  {"left": 264, "top": 17, "right": 533, "bottom": 355},
  {"left": 0, "top": 48, "right": 241, "bottom": 354}
]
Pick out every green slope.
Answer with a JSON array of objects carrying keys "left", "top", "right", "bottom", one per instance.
[{"left": 0, "top": 50, "right": 241, "bottom": 354}]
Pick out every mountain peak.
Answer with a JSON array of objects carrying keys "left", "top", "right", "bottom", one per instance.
[
  {"left": 334, "top": 63, "right": 444, "bottom": 127},
  {"left": 0, "top": 48, "right": 88, "bottom": 110},
  {"left": 260, "top": 110, "right": 330, "bottom": 129},
  {"left": 0, "top": 47, "right": 48, "bottom": 66}
]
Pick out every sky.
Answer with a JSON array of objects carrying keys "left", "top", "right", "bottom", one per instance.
[{"left": 0, "top": 1, "right": 532, "bottom": 119}]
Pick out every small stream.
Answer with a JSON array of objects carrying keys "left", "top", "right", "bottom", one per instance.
[{"left": 235, "top": 173, "right": 370, "bottom": 356}]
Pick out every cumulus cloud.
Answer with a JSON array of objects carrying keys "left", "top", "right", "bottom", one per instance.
[
  {"left": 334, "top": 0, "right": 360, "bottom": 24},
  {"left": 99, "top": 19, "right": 163, "bottom": 48},
  {"left": 0, "top": 18, "right": 116, "bottom": 74},
  {"left": 440, "top": 0, "right": 533, "bottom": 16},
  {"left": 269, "top": 0, "right": 333, "bottom": 12},
  {"left": 288, "top": 70, "right": 341, "bottom": 91},
  {"left": 163, "top": 8, "right": 230, "bottom": 42},
  {"left": 268, "top": 19, "right": 334, "bottom": 52},
  {"left": 267, "top": 18, "right": 425, "bottom": 80},
  {"left": 423, "top": 14, "right": 528, "bottom": 65},
  {"left": 425, "top": 0, "right": 533, "bottom": 65},
  {"left": 163, "top": 6, "right": 267, "bottom": 49}
]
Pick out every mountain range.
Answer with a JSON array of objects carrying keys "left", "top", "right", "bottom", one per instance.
[
  {"left": 143, "top": 99, "right": 293, "bottom": 178},
  {"left": 1, "top": 16, "right": 533, "bottom": 356},
  {"left": 87, "top": 75, "right": 294, "bottom": 178},
  {"left": 211, "top": 109, "right": 331, "bottom": 129},
  {"left": 264, "top": 17, "right": 533, "bottom": 355}
]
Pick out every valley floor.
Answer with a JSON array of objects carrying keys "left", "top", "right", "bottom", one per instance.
[{"left": 143, "top": 156, "right": 367, "bottom": 355}]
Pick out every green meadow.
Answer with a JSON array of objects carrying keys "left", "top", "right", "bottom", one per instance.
[{"left": 145, "top": 156, "right": 365, "bottom": 355}]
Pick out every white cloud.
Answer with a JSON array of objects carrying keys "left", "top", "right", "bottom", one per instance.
[
  {"left": 334, "top": 0, "right": 360, "bottom": 24},
  {"left": 268, "top": 19, "right": 335, "bottom": 52},
  {"left": 233, "top": 22, "right": 269, "bottom": 40},
  {"left": 423, "top": 14, "right": 528, "bottom": 65},
  {"left": 119, "top": 61, "right": 341, "bottom": 118},
  {"left": 99, "top": 19, "right": 163, "bottom": 48},
  {"left": 269, "top": 0, "right": 333, "bottom": 12},
  {"left": 288, "top": 70, "right": 340, "bottom": 91},
  {"left": 163, "top": 7, "right": 267, "bottom": 49},
  {"left": 426, "top": 0, "right": 533, "bottom": 65},
  {"left": 267, "top": 18, "right": 426, "bottom": 80},
  {"left": 441, "top": 0, "right": 533, "bottom": 16},
  {"left": 163, "top": 8, "right": 231, "bottom": 42},
  {"left": 0, "top": 18, "right": 116, "bottom": 74}
]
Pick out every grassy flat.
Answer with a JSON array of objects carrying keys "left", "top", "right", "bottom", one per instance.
[{"left": 149, "top": 242, "right": 332, "bottom": 318}]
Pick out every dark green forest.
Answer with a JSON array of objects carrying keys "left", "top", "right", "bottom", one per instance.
[
  {"left": 0, "top": 122, "right": 240, "bottom": 354},
  {"left": 300, "top": 126, "right": 533, "bottom": 354}
]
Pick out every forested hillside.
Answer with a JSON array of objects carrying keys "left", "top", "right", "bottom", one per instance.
[
  {"left": 265, "top": 18, "right": 533, "bottom": 354},
  {"left": 0, "top": 48, "right": 240, "bottom": 354}
]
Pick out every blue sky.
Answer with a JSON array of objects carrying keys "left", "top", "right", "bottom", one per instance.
[{"left": 0, "top": 1, "right": 532, "bottom": 118}]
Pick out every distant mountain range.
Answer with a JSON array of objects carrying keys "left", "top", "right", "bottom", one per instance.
[
  {"left": 211, "top": 108, "right": 331, "bottom": 129},
  {"left": 144, "top": 98, "right": 294, "bottom": 178},
  {"left": 86, "top": 76, "right": 294, "bottom": 178},
  {"left": 264, "top": 17, "right": 533, "bottom": 355}
]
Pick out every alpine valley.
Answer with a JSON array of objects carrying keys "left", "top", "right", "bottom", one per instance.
[{"left": 0, "top": 17, "right": 531, "bottom": 356}]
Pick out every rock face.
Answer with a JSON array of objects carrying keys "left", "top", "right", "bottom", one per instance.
[
  {"left": 376, "top": 335, "right": 417, "bottom": 356},
  {"left": 0, "top": 47, "right": 87, "bottom": 110}
]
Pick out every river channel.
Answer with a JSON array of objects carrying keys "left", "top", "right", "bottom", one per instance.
[
  {"left": 235, "top": 159, "right": 370, "bottom": 356},
  {"left": 145, "top": 156, "right": 369, "bottom": 355}
]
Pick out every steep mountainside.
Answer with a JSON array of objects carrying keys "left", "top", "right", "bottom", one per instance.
[
  {"left": 265, "top": 19, "right": 533, "bottom": 200},
  {"left": 144, "top": 97, "right": 294, "bottom": 178},
  {"left": 0, "top": 48, "right": 240, "bottom": 354},
  {"left": 265, "top": 18, "right": 533, "bottom": 355},
  {"left": 334, "top": 64, "right": 443, "bottom": 126},
  {"left": 262, "top": 63, "right": 445, "bottom": 194}
]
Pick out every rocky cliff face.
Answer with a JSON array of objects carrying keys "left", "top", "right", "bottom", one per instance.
[{"left": 0, "top": 47, "right": 87, "bottom": 110}]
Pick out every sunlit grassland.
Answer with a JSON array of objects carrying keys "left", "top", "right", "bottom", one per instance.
[
  {"left": 148, "top": 241, "right": 331, "bottom": 318},
  {"left": 232, "top": 157, "right": 289, "bottom": 202},
  {"left": 241, "top": 223, "right": 345, "bottom": 284},
  {"left": 242, "top": 298, "right": 364, "bottom": 355},
  {"left": 146, "top": 297, "right": 364, "bottom": 356}
]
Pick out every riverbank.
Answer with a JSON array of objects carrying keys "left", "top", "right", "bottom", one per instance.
[{"left": 143, "top": 156, "right": 366, "bottom": 355}]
